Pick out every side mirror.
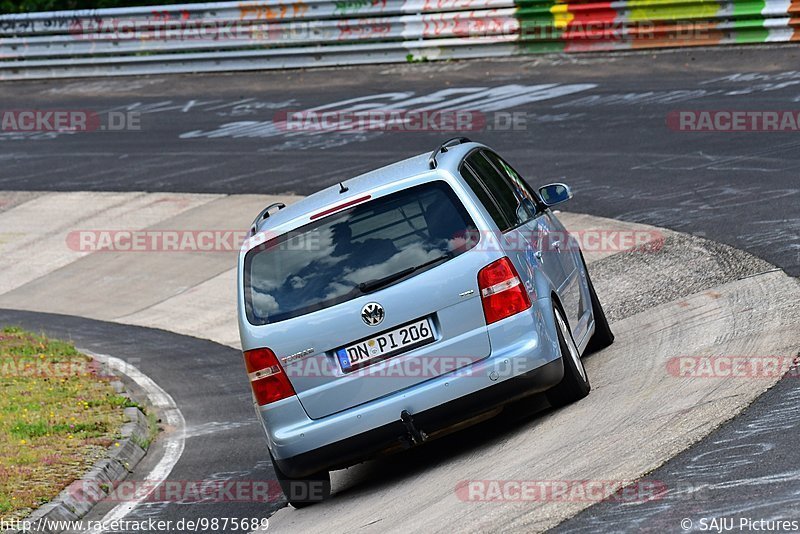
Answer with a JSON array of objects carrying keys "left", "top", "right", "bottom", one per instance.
[{"left": 538, "top": 183, "right": 573, "bottom": 207}]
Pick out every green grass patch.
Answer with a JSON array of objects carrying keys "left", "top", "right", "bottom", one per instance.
[
  {"left": 0, "top": 327, "right": 129, "bottom": 520},
  {"left": 131, "top": 411, "right": 160, "bottom": 451}
]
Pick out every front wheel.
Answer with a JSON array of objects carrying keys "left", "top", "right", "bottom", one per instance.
[
  {"left": 546, "top": 305, "right": 591, "bottom": 408},
  {"left": 270, "top": 453, "right": 331, "bottom": 508}
]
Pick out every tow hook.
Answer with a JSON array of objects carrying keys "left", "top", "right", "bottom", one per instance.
[{"left": 400, "top": 410, "right": 428, "bottom": 446}]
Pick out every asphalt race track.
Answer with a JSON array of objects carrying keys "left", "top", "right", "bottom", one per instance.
[
  {"left": 1, "top": 46, "right": 798, "bottom": 277},
  {"left": 555, "top": 359, "right": 800, "bottom": 533},
  {"left": 1, "top": 44, "right": 799, "bottom": 532}
]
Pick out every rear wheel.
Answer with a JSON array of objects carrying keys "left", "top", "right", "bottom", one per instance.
[
  {"left": 270, "top": 453, "right": 331, "bottom": 508},
  {"left": 546, "top": 305, "right": 591, "bottom": 408},
  {"left": 581, "top": 254, "right": 615, "bottom": 354}
]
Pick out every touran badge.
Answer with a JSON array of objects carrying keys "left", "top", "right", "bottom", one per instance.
[{"left": 361, "top": 303, "right": 385, "bottom": 326}]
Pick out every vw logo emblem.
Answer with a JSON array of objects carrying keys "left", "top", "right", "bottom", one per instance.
[{"left": 361, "top": 302, "right": 385, "bottom": 327}]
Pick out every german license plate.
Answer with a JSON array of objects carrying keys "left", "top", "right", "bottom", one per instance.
[{"left": 336, "top": 318, "right": 434, "bottom": 372}]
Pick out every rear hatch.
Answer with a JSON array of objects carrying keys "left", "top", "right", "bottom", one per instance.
[{"left": 243, "top": 181, "right": 493, "bottom": 419}]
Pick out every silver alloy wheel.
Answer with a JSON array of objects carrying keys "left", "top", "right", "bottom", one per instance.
[{"left": 556, "top": 309, "right": 587, "bottom": 382}]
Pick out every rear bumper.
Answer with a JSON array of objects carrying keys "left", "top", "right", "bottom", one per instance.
[
  {"left": 274, "top": 357, "right": 563, "bottom": 478},
  {"left": 257, "top": 298, "right": 563, "bottom": 476}
]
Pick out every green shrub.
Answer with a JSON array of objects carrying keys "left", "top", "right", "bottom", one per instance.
[{"left": 2, "top": 0, "right": 216, "bottom": 14}]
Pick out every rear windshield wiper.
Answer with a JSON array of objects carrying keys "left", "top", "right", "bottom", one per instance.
[{"left": 358, "top": 253, "right": 452, "bottom": 294}]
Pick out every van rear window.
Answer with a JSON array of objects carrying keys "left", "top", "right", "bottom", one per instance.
[{"left": 243, "top": 181, "right": 478, "bottom": 325}]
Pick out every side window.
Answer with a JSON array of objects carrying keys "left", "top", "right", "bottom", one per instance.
[
  {"left": 466, "top": 152, "right": 526, "bottom": 229},
  {"left": 483, "top": 151, "right": 544, "bottom": 216},
  {"left": 460, "top": 163, "right": 511, "bottom": 231}
]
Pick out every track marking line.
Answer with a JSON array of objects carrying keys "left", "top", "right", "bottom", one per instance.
[{"left": 79, "top": 349, "right": 186, "bottom": 533}]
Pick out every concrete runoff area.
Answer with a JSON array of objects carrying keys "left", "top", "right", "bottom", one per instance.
[{"left": 0, "top": 191, "right": 300, "bottom": 348}]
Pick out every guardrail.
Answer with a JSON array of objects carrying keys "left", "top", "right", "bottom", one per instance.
[{"left": 1, "top": 0, "right": 798, "bottom": 80}]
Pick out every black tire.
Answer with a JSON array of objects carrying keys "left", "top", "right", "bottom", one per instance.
[
  {"left": 546, "top": 304, "right": 591, "bottom": 408},
  {"left": 581, "top": 254, "right": 615, "bottom": 354},
  {"left": 270, "top": 453, "right": 331, "bottom": 508}
]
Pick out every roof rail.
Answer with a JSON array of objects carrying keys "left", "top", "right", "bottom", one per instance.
[
  {"left": 249, "top": 202, "right": 286, "bottom": 235},
  {"left": 428, "top": 137, "right": 471, "bottom": 169}
]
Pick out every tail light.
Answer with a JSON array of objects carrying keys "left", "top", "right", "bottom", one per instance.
[
  {"left": 243, "top": 348, "right": 296, "bottom": 406},
  {"left": 478, "top": 257, "right": 532, "bottom": 324}
]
